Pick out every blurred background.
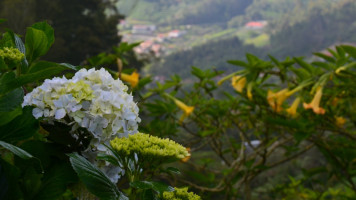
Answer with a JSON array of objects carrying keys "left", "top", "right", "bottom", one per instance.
[{"left": 1, "top": 0, "right": 355, "bottom": 79}]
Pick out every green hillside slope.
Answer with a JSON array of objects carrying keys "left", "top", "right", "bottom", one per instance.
[{"left": 148, "top": 0, "right": 356, "bottom": 77}]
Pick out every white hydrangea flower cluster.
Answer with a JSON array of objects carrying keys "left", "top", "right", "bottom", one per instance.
[{"left": 22, "top": 68, "right": 141, "bottom": 182}]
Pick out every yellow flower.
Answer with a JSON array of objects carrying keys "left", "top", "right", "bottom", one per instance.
[
  {"left": 335, "top": 116, "right": 346, "bottom": 127},
  {"left": 164, "top": 93, "right": 195, "bottom": 123},
  {"left": 303, "top": 87, "right": 325, "bottom": 115},
  {"left": 267, "top": 89, "right": 289, "bottom": 112},
  {"left": 181, "top": 147, "right": 191, "bottom": 162},
  {"left": 175, "top": 99, "right": 195, "bottom": 123},
  {"left": 231, "top": 76, "right": 246, "bottom": 93},
  {"left": 286, "top": 97, "right": 301, "bottom": 117},
  {"left": 247, "top": 83, "right": 253, "bottom": 100},
  {"left": 120, "top": 71, "right": 139, "bottom": 88}
]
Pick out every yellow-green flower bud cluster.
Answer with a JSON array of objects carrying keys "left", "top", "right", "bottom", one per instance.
[
  {"left": 162, "top": 187, "right": 201, "bottom": 200},
  {"left": 110, "top": 133, "right": 190, "bottom": 162},
  {"left": 0, "top": 47, "right": 24, "bottom": 62}
]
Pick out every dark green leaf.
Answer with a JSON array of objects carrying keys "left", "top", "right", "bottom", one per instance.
[
  {"left": 59, "top": 63, "right": 79, "bottom": 71},
  {"left": 294, "top": 132, "right": 311, "bottom": 143},
  {"left": 199, "top": 130, "right": 215, "bottom": 137},
  {"left": 0, "top": 57, "right": 6, "bottom": 71},
  {"left": 341, "top": 45, "right": 356, "bottom": 59},
  {"left": 130, "top": 181, "right": 174, "bottom": 195},
  {"left": 145, "top": 181, "right": 174, "bottom": 194},
  {"left": 130, "top": 181, "right": 154, "bottom": 190},
  {"left": 0, "top": 106, "right": 22, "bottom": 127},
  {"left": 0, "top": 158, "right": 23, "bottom": 200},
  {"left": 166, "top": 167, "right": 180, "bottom": 174},
  {"left": 97, "top": 154, "right": 120, "bottom": 166},
  {"left": 0, "top": 88, "right": 23, "bottom": 112},
  {"left": 0, "top": 71, "right": 16, "bottom": 95},
  {"left": 34, "top": 163, "right": 78, "bottom": 200},
  {"left": 294, "top": 57, "right": 314, "bottom": 73},
  {"left": 14, "top": 34, "right": 29, "bottom": 73},
  {"left": 0, "top": 88, "right": 23, "bottom": 126},
  {"left": 0, "top": 106, "right": 38, "bottom": 143},
  {"left": 0, "top": 141, "right": 33, "bottom": 159},
  {"left": 68, "top": 153, "right": 128, "bottom": 200},
  {"left": 290, "top": 67, "right": 311, "bottom": 80},
  {"left": 142, "top": 189, "right": 157, "bottom": 200}
]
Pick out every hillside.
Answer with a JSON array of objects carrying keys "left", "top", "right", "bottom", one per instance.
[{"left": 116, "top": 0, "right": 356, "bottom": 78}]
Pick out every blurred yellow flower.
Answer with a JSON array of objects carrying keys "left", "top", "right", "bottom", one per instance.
[
  {"left": 335, "top": 116, "right": 346, "bottom": 127},
  {"left": 267, "top": 89, "right": 289, "bottom": 112},
  {"left": 181, "top": 147, "right": 191, "bottom": 162},
  {"left": 286, "top": 97, "right": 301, "bottom": 117},
  {"left": 231, "top": 76, "right": 247, "bottom": 93},
  {"left": 247, "top": 83, "right": 253, "bottom": 100},
  {"left": 120, "top": 71, "right": 139, "bottom": 88},
  {"left": 303, "top": 87, "right": 325, "bottom": 115},
  {"left": 165, "top": 93, "right": 195, "bottom": 123},
  {"left": 174, "top": 98, "right": 195, "bottom": 117}
]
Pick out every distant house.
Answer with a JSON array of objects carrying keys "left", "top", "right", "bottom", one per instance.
[
  {"left": 168, "top": 30, "right": 186, "bottom": 38},
  {"left": 245, "top": 21, "right": 268, "bottom": 29},
  {"left": 132, "top": 25, "right": 156, "bottom": 35},
  {"left": 134, "top": 40, "right": 165, "bottom": 57}
]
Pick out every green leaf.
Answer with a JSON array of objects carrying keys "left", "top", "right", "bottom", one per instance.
[
  {"left": 130, "top": 181, "right": 174, "bottom": 195},
  {"left": 313, "top": 52, "right": 335, "bottom": 63},
  {"left": 14, "top": 34, "right": 29, "bottom": 73},
  {"left": 341, "top": 45, "right": 356, "bottom": 59},
  {"left": 0, "top": 140, "right": 33, "bottom": 159},
  {"left": 227, "top": 60, "right": 249, "bottom": 67},
  {"left": 0, "top": 106, "right": 22, "bottom": 127},
  {"left": 290, "top": 67, "right": 311, "bottom": 80},
  {"left": 191, "top": 66, "right": 205, "bottom": 80},
  {"left": 58, "top": 63, "right": 79, "bottom": 71},
  {"left": 0, "top": 71, "right": 16, "bottom": 95},
  {"left": 25, "top": 27, "right": 48, "bottom": 63},
  {"left": 0, "top": 61, "right": 76, "bottom": 94},
  {"left": 198, "top": 130, "right": 215, "bottom": 137},
  {"left": 141, "top": 189, "right": 157, "bottom": 200},
  {"left": 246, "top": 53, "right": 259, "bottom": 65},
  {"left": 130, "top": 181, "right": 153, "bottom": 190},
  {"left": 31, "top": 21, "right": 55, "bottom": 50},
  {"left": 0, "top": 88, "right": 24, "bottom": 112},
  {"left": 68, "top": 153, "right": 128, "bottom": 200},
  {"left": 165, "top": 167, "right": 180, "bottom": 174},
  {"left": 0, "top": 158, "right": 23, "bottom": 200},
  {"left": 294, "top": 57, "right": 314, "bottom": 73},
  {"left": 0, "top": 19, "right": 6, "bottom": 24},
  {"left": 34, "top": 163, "right": 78, "bottom": 200},
  {"left": 97, "top": 154, "right": 120, "bottom": 166},
  {"left": 0, "top": 88, "right": 24, "bottom": 126},
  {"left": 0, "top": 57, "right": 6, "bottom": 71},
  {"left": 0, "top": 106, "right": 38, "bottom": 143}
]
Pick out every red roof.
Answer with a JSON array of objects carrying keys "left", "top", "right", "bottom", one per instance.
[{"left": 245, "top": 21, "right": 264, "bottom": 27}]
